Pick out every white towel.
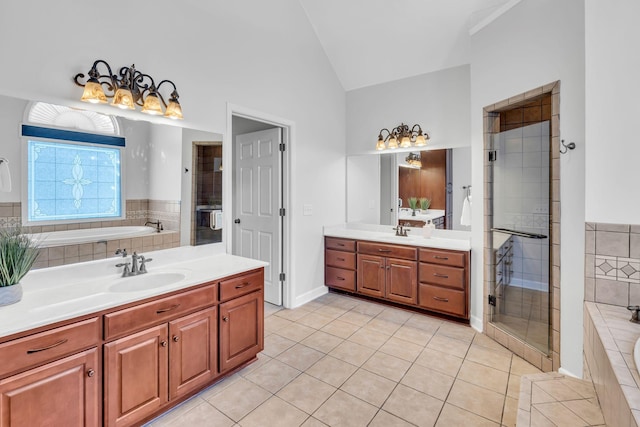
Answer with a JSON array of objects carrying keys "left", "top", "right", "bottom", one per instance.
[
  {"left": 0, "top": 160, "right": 11, "bottom": 192},
  {"left": 210, "top": 210, "right": 223, "bottom": 230},
  {"left": 460, "top": 195, "right": 472, "bottom": 226}
]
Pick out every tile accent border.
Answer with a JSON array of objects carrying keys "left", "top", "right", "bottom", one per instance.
[
  {"left": 483, "top": 81, "right": 560, "bottom": 372},
  {"left": 585, "top": 222, "right": 640, "bottom": 306}
]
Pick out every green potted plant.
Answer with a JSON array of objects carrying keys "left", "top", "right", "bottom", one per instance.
[
  {"left": 408, "top": 197, "right": 418, "bottom": 216},
  {"left": 419, "top": 197, "right": 431, "bottom": 211},
  {"left": 0, "top": 228, "right": 39, "bottom": 306}
]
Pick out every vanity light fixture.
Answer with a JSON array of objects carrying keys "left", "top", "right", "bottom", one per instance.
[
  {"left": 73, "top": 59, "right": 184, "bottom": 120},
  {"left": 376, "top": 123, "right": 429, "bottom": 151},
  {"left": 405, "top": 152, "right": 422, "bottom": 168}
]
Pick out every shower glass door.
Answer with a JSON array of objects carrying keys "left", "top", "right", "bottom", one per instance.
[{"left": 490, "top": 121, "right": 551, "bottom": 354}]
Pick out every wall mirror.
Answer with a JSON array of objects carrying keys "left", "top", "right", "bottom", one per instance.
[
  {"left": 0, "top": 93, "right": 222, "bottom": 248},
  {"left": 346, "top": 146, "right": 471, "bottom": 230}
]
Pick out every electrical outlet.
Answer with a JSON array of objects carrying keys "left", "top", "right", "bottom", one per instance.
[{"left": 303, "top": 204, "right": 313, "bottom": 216}]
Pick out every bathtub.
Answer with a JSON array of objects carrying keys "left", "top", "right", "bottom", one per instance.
[{"left": 30, "top": 226, "right": 158, "bottom": 248}]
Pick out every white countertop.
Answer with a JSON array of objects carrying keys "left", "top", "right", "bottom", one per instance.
[
  {"left": 398, "top": 209, "right": 445, "bottom": 222},
  {"left": 0, "top": 245, "right": 268, "bottom": 339},
  {"left": 324, "top": 223, "right": 471, "bottom": 251}
]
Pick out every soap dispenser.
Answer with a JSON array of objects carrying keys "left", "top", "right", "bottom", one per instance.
[{"left": 423, "top": 219, "right": 435, "bottom": 239}]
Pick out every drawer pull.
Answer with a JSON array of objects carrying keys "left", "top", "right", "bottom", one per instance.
[
  {"left": 223, "top": 316, "right": 229, "bottom": 322},
  {"left": 235, "top": 282, "right": 251, "bottom": 289},
  {"left": 378, "top": 249, "right": 392, "bottom": 253},
  {"left": 434, "top": 256, "right": 449, "bottom": 260},
  {"left": 26, "top": 339, "right": 68, "bottom": 354},
  {"left": 433, "top": 273, "right": 449, "bottom": 279},
  {"left": 337, "top": 277, "right": 345, "bottom": 281},
  {"left": 173, "top": 335, "right": 180, "bottom": 342},
  {"left": 156, "top": 304, "right": 180, "bottom": 314},
  {"left": 87, "top": 369, "right": 95, "bottom": 378},
  {"left": 160, "top": 340, "right": 168, "bottom": 347},
  {"left": 433, "top": 296, "right": 449, "bottom": 302},
  {"left": 337, "top": 257, "right": 345, "bottom": 261},
  {"left": 337, "top": 243, "right": 345, "bottom": 247}
]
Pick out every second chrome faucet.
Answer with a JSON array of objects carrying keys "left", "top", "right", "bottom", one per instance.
[{"left": 115, "top": 250, "right": 153, "bottom": 277}]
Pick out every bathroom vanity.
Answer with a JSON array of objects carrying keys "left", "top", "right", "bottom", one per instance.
[
  {"left": 0, "top": 246, "right": 266, "bottom": 427},
  {"left": 324, "top": 224, "right": 471, "bottom": 320}
]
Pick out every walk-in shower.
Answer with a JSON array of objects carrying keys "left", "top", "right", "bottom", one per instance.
[{"left": 488, "top": 95, "right": 552, "bottom": 355}]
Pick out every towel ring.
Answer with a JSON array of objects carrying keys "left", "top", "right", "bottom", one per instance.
[{"left": 559, "top": 140, "right": 576, "bottom": 154}]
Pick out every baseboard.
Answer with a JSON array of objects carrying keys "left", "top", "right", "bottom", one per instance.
[
  {"left": 292, "top": 285, "right": 328, "bottom": 308},
  {"left": 470, "top": 314, "right": 483, "bottom": 333},
  {"left": 558, "top": 367, "right": 580, "bottom": 378}
]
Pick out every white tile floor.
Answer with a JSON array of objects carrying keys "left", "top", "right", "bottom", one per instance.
[{"left": 146, "top": 292, "right": 546, "bottom": 426}]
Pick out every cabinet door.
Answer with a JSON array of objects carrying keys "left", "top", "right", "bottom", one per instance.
[
  {"left": 386, "top": 258, "right": 418, "bottom": 304},
  {"left": 0, "top": 348, "right": 99, "bottom": 427},
  {"left": 104, "top": 324, "right": 169, "bottom": 427},
  {"left": 357, "top": 254, "right": 385, "bottom": 298},
  {"left": 219, "top": 291, "right": 264, "bottom": 373},
  {"left": 169, "top": 307, "right": 218, "bottom": 400}
]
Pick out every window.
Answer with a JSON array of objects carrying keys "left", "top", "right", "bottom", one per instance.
[{"left": 26, "top": 139, "right": 122, "bottom": 223}]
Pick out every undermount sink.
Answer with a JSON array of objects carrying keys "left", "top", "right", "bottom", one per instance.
[{"left": 108, "top": 271, "right": 188, "bottom": 293}]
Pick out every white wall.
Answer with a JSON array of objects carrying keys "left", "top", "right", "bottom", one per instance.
[
  {"left": 0, "top": 96, "right": 28, "bottom": 202},
  {"left": 117, "top": 118, "right": 151, "bottom": 200},
  {"left": 585, "top": 0, "right": 640, "bottom": 223},
  {"left": 346, "top": 65, "right": 471, "bottom": 156},
  {"left": 451, "top": 147, "right": 472, "bottom": 231},
  {"left": 0, "top": 0, "right": 346, "bottom": 307},
  {"left": 470, "top": 0, "right": 585, "bottom": 376},
  {"left": 346, "top": 155, "right": 380, "bottom": 223},
  {"left": 148, "top": 125, "right": 182, "bottom": 201}
]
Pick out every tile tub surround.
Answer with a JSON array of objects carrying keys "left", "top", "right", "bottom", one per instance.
[
  {"left": 584, "top": 302, "right": 640, "bottom": 426},
  {"left": 146, "top": 293, "right": 546, "bottom": 427},
  {"left": 585, "top": 222, "right": 640, "bottom": 306},
  {"left": 0, "top": 199, "right": 181, "bottom": 268}
]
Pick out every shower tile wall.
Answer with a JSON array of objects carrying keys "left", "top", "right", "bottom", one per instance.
[
  {"left": 493, "top": 122, "right": 550, "bottom": 289},
  {"left": 585, "top": 222, "right": 640, "bottom": 306}
]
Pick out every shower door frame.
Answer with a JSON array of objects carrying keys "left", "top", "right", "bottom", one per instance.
[{"left": 483, "top": 81, "right": 561, "bottom": 372}]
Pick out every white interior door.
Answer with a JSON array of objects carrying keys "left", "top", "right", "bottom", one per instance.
[{"left": 233, "top": 128, "right": 282, "bottom": 305}]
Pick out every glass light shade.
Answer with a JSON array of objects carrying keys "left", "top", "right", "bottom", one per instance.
[
  {"left": 111, "top": 88, "right": 135, "bottom": 110},
  {"left": 141, "top": 94, "right": 163, "bottom": 115},
  {"left": 80, "top": 80, "right": 107, "bottom": 104},
  {"left": 414, "top": 133, "right": 427, "bottom": 147},
  {"left": 164, "top": 100, "right": 183, "bottom": 120},
  {"left": 387, "top": 136, "right": 398, "bottom": 149},
  {"left": 376, "top": 136, "right": 386, "bottom": 151},
  {"left": 399, "top": 135, "right": 412, "bottom": 148}
]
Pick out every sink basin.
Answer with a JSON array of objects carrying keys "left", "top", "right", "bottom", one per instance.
[{"left": 108, "top": 272, "right": 187, "bottom": 293}]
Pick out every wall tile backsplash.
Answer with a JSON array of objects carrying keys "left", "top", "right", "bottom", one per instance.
[{"left": 585, "top": 222, "right": 640, "bottom": 306}]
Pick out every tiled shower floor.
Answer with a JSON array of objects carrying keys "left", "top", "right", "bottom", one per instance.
[{"left": 146, "top": 292, "right": 546, "bottom": 426}]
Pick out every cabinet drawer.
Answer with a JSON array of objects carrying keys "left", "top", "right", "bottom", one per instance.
[
  {"left": 418, "top": 284, "right": 466, "bottom": 318},
  {"left": 358, "top": 242, "right": 417, "bottom": 260},
  {"left": 326, "top": 249, "right": 356, "bottom": 270},
  {"left": 419, "top": 248, "right": 466, "bottom": 267},
  {"left": 325, "top": 237, "right": 356, "bottom": 252},
  {"left": 419, "top": 263, "right": 465, "bottom": 290},
  {"left": 0, "top": 317, "right": 100, "bottom": 378},
  {"left": 104, "top": 285, "right": 216, "bottom": 340},
  {"left": 325, "top": 266, "right": 356, "bottom": 291},
  {"left": 219, "top": 270, "right": 264, "bottom": 302}
]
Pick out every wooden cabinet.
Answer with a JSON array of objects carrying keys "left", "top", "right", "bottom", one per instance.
[
  {"left": 220, "top": 290, "right": 264, "bottom": 372},
  {"left": 104, "top": 324, "right": 169, "bottom": 427},
  {"left": 0, "top": 348, "right": 99, "bottom": 427},
  {"left": 325, "top": 237, "right": 470, "bottom": 320},
  {"left": 325, "top": 238, "right": 357, "bottom": 292},
  {"left": 418, "top": 248, "right": 470, "bottom": 319}
]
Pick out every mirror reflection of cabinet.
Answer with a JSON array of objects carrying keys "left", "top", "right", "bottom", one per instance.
[{"left": 398, "top": 149, "right": 451, "bottom": 228}]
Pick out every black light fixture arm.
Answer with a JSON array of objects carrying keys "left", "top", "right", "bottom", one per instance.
[
  {"left": 377, "top": 127, "right": 393, "bottom": 142},
  {"left": 155, "top": 79, "right": 180, "bottom": 107},
  {"left": 73, "top": 59, "right": 118, "bottom": 93}
]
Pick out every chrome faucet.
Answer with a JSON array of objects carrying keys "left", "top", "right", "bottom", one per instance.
[
  {"left": 145, "top": 220, "right": 163, "bottom": 233},
  {"left": 115, "top": 251, "right": 152, "bottom": 277},
  {"left": 115, "top": 248, "right": 127, "bottom": 257}
]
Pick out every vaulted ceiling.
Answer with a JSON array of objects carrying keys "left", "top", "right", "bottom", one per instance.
[{"left": 298, "top": 0, "right": 518, "bottom": 90}]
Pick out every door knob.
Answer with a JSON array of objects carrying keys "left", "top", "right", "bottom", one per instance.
[{"left": 234, "top": 218, "right": 241, "bottom": 224}]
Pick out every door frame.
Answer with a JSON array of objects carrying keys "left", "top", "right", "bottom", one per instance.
[{"left": 225, "top": 103, "right": 293, "bottom": 308}]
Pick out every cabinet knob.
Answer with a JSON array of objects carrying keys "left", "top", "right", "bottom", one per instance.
[
  {"left": 172, "top": 335, "right": 180, "bottom": 342},
  {"left": 223, "top": 316, "right": 229, "bottom": 322},
  {"left": 87, "top": 369, "right": 95, "bottom": 378},
  {"left": 160, "top": 340, "right": 168, "bottom": 347}
]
